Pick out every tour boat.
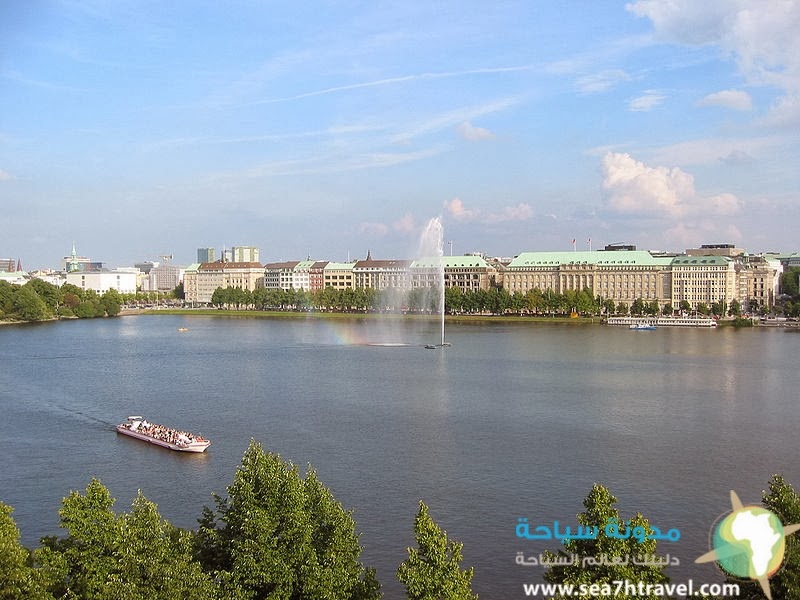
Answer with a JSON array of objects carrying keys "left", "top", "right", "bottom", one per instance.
[{"left": 116, "top": 416, "right": 211, "bottom": 452}]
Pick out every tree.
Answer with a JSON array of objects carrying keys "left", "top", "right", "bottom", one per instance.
[
  {"left": 109, "top": 492, "right": 216, "bottom": 599},
  {"left": 728, "top": 299, "right": 742, "bottom": 317},
  {"left": 397, "top": 501, "right": 478, "bottom": 600},
  {"left": 36, "top": 478, "right": 121, "bottom": 598},
  {"left": 36, "top": 479, "right": 215, "bottom": 600},
  {"left": 100, "top": 289, "right": 122, "bottom": 316},
  {"left": 196, "top": 440, "right": 380, "bottom": 600},
  {"left": 542, "top": 484, "right": 669, "bottom": 599},
  {"left": 13, "top": 285, "right": 50, "bottom": 321},
  {"left": 0, "top": 503, "right": 50, "bottom": 599}
]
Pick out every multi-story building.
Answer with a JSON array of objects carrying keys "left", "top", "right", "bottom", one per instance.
[
  {"left": 669, "top": 255, "right": 737, "bottom": 309},
  {"left": 352, "top": 253, "right": 411, "bottom": 291},
  {"left": 323, "top": 262, "right": 356, "bottom": 290},
  {"left": 183, "top": 260, "right": 264, "bottom": 304},
  {"left": 65, "top": 269, "right": 138, "bottom": 295},
  {"left": 197, "top": 248, "right": 215, "bottom": 263},
  {"left": 309, "top": 261, "right": 328, "bottom": 292},
  {"left": 504, "top": 250, "right": 673, "bottom": 307},
  {"left": 142, "top": 264, "right": 185, "bottom": 292},
  {"left": 263, "top": 261, "right": 300, "bottom": 290},
  {"left": 232, "top": 246, "right": 260, "bottom": 263},
  {"left": 410, "top": 255, "right": 497, "bottom": 293}
]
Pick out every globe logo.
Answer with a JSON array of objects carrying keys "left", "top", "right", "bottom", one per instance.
[
  {"left": 696, "top": 490, "right": 800, "bottom": 600},
  {"left": 712, "top": 506, "right": 784, "bottom": 579}
]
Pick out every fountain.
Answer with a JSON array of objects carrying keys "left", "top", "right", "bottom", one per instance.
[{"left": 417, "top": 217, "right": 447, "bottom": 347}]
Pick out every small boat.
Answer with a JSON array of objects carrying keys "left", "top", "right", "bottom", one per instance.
[
  {"left": 629, "top": 323, "right": 657, "bottom": 330},
  {"left": 116, "top": 416, "right": 211, "bottom": 452},
  {"left": 425, "top": 344, "right": 437, "bottom": 349},
  {"left": 177, "top": 327, "right": 189, "bottom": 332}
]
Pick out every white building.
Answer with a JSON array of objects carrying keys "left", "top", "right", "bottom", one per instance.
[{"left": 66, "top": 269, "right": 138, "bottom": 294}]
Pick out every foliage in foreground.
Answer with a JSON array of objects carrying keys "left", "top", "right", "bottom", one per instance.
[
  {"left": 397, "top": 501, "right": 478, "bottom": 600},
  {"left": 0, "top": 280, "right": 121, "bottom": 321},
  {"left": 4, "top": 450, "right": 800, "bottom": 599},
  {"left": 542, "top": 484, "right": 669, "bottom": 600}
]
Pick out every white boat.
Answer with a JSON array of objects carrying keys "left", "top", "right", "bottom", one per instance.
[
  {"left": 607, "top": 316, "right": 717, "bottom": 328},
  {"left": 629, "top": 323, "right": 656, "bottom": 330},
  {"left": 116, "top": 416, "right": 211, "bottom": 452}
]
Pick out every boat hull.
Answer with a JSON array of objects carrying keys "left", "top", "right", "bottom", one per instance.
[{"left": 116, "top": 425, "right": 211, "bottom": 452}]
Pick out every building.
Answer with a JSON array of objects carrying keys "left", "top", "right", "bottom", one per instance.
[
  {"left": 504, "top": 250, "right": 673, "bottom": 307},
  {"left": 63, "top": 245, "right": 103, "bottom": 272},
  {"left": 410, "top": 255, "right": 498, "bottom": 293},
  {"left": 669, "top": 255, "right": 737, "bottom": 310},
  {"left": 232, "top": 246, "right": 260, "bottom": 263},
  {"left": 197, "top": 248, "right": 215, "bottom": 263},
  {"left": 323, "top": 262, "right": 356, "bottom": 290},
  {"left": 352, "top": 253, "right": 411, "bottom": 290},
  {"left": 263, "top": 261, "right": 300, "bottom": 290},
  {"left": 142, "top": 264, "right": 185, "bottom": 292},
  {"left": 65, "top": 269, "right": 138, "bottom": 294},
  {"left": 183, "top": 260, "right": 264, "bottom": 304}
]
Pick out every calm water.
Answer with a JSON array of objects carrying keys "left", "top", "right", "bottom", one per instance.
[{"left": 1, "top": 315, "right": 798, "bottom": 598}]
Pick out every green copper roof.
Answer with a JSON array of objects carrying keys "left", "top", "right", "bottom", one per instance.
[
  {"left": 324, "top": 262, "right": 356, "bottom": 270},
  {"left": 670, "top": 255, "right": 732, "bottom": 266},
  {"left": 507, "top": 250, "right": 672, "bottom": 268},
  {"left": 411, "top": 256, "right": 490, "bottom": 269}
]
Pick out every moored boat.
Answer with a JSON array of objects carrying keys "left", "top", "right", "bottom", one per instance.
[{"left": 116, "top": 416, "right": 211, "bottom": 452}]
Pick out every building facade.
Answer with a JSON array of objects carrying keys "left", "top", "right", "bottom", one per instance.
[
  {"left": 183, "top": 261, "right": 264, "bottom": 304},
  {"left": 65, "top": 269, "right": 138, "bottom": 295}
]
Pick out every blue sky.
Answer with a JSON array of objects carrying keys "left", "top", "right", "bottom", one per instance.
[{"left": 2, "top": 1, "right": 799, "bottom": 269}]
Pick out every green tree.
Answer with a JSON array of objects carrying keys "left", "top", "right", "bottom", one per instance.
[
  {"left": 13, "top": 285, "right": 51, "bottom": 321},
  {"left": 37, "top": 479, "right": 121, "bottom": 598},
  {"left": 0, "top": 503, "right": 50, "bottom": 599},
  {"left": 397, "top": 501, "right": 478, "bottom": 600},
  {"left": 542, "top": 484, "right": 669, "bottom": 599},
  {"left": 37, "top": 479, "right": 216, "bottom": 600},
  {"left": 100, "top": 289, "right": 122, "bottom": 316},
  {"left": 196, "top": 440, "right": 380, "bottom": 600},
  {"left": 109, "top": 492, "right": 216, "bottom": 599},
  {"left": 661, "top": 302, "right": 673, "bottom": 316}
]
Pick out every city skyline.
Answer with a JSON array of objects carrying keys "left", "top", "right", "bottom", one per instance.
[{"left": 2, "top": 2, "right": 799, "bottom": 270}]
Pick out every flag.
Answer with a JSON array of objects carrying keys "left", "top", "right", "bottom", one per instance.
[{"left": 571, "top": 238, "right": 576, "bottom": 244}]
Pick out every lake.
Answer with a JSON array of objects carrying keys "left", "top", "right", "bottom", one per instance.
[{"left": 1, "top": 314, "right": 798, "bottom": 598}]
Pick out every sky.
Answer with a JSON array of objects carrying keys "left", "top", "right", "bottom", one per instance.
[{"left": 1, "top": 1, "right": 799, "bottom": 270}]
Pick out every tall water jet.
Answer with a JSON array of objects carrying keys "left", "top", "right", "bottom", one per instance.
[{"left": 417, "top": 217, "right": 446, "bottom": 346}]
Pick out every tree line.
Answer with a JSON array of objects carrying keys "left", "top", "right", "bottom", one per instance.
[
  {"left": 0, "top": 280, "right": 123, "bottom": 322},
  {"left": 208, "top": 284, "right": 749, "bottom": 319},
  {"left": 1, "top": 440, "right": 477, "bottom": 600},
  {"left": 3, "top": 443, "right": 798, "bottom": 599}
]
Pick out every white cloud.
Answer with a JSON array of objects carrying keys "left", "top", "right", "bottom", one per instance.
[
  {"left": 444, "top": 197, "right": 477, "bottom": 221},
  {"left": 758, "top": 93, "right": 800, "bottom": 127},
  {"left": 698, "top": 89, "right": 753, "bottom": 111},
  {"left": 456, "top": 121, "right": 495, "bottom": 141},
  {"left": 392, "top": 213, "right": 416, "bottom": 233},
  {"left": 627, "top": 0, "right": 800, "bottom": 123},
  {"left": 601, "top": 152, "right": 741, "bottom": 218},
  {"left": 0, "top": 169, "right": 12, "bottom": 181},
  {"left": 628, "top": 90, "right": 665, "bottom": 111},
  {"left": 443, "top": 197, "right": 533, "bottom": 223},
  {"left": 575, "top": 69, "right": 632, "bottom": 94}
]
